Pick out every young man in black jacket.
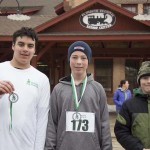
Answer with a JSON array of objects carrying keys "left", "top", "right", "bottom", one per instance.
[{"left": 114, "top": 61, "right": 150, "bottom": 150}]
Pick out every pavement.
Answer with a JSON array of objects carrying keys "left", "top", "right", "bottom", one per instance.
[{"left": 109, "top": 112, "right": 125, "bottom": 150}]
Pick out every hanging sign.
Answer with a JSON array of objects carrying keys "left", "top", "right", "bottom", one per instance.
[{"left": 80, "top": 9, "right": 116, "bottom": 30}]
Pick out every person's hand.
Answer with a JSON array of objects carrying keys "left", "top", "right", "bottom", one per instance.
[{"left": 0, "top": 80, "right": 14, "bottom": 95}]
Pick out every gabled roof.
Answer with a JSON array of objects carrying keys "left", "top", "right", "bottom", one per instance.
[
  {"left": 0, "top": 15, "right": 54, "bottom": 36},
  {"left": 0, "top": 0, "right": 62, "bottom": 15},
  {"left": 35, "top": 0, "right": 150, "bottom": 33},
  {"left": 0, "top": 6, "right": 43, "bottom": 15},
  {"left": 0, "top": 0, "right": 150, "bottom": 40},
  {"left": 0, "top": 0, "right": 61, "bottom": 37},
  {"left": 0, "top": 0, "right": 47, "bottom": 7},
  {"left": 109, "top": 0, "right": 149, "bottom": 4}
]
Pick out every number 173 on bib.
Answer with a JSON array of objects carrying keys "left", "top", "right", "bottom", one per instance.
[{"left": 66, "top": 111, "right": 95, "bottom": 132}]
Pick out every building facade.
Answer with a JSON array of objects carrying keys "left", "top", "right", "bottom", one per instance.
[{"left": 0, "top": 0, "right": 150, "bottom": 104}]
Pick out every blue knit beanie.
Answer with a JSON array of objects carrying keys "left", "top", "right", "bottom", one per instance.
[{"left": 68, "top": 41, "right": 92, "bottom": 63}]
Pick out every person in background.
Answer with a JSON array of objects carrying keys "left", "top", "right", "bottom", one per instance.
[
  {"left": 45, "top": 41, "right": 112, "bottom": 150},
  {"left": 113, "top": 79, "right": 132, "bottom": 113},
  {"left": 0, "top": 27, "right": 50, "bottom": 150},
  {"left": 114, "top": 61, "right": 150, "bottom": 150}
]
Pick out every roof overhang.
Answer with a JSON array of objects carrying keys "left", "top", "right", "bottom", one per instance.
[
  {"left": 0, "top": 6, "right": 42, "bottom": 15},
  {"left": 1, "top": 33, "right": 150, "bottom": 42}
]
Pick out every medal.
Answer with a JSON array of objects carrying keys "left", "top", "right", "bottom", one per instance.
[{"left": 9, "top": 92, "right": 18, "bottom": 103}]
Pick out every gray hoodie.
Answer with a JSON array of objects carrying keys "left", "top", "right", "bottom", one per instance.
[{"left": 45, "top": 74, "right": 112, "bottom": 150}]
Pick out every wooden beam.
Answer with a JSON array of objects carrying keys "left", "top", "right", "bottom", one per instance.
[
  {"left": 128, "top": 41, "right": 132, "bottom": 48},
  {"left": 31, "top": 55, "right": 37, "bottom": 68},
  {"left": 0, "top": 48, "right": 11, "bottom": 52},
  {"left": 49, "top": 47, "right": 150, "bottom": 54},
  {"left": 0, "top": 36, "right": 12, "bottom": 41},
  {"left": 101, "top": 42, "right": 105, "bottom": 48},
  {"left": 1, "top": 34, "right": 150, "bottom": 42},
  {"left": 0, "top": 51, "right": 12, "bottom": 61},
  {"left": 38, "top": 34, "right": 150, "bottom": 41},
  {"left": 37, "top": 42, "right": 54, "bottom": 61}
]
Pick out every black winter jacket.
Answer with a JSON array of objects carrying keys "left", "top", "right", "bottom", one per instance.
[{"left": 114, "top": 88, "right": 150, "bottom": 150}]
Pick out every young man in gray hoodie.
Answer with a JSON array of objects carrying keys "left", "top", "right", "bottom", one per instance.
[{"left": 45, "top": 41, "right": 112, "bottom": 150}]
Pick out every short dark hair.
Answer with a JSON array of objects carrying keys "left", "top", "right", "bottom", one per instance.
[
  {"left": 12, "top": 27, "right": 38, "bottom": 46},
  {"left": 119, "top": 80, "right": 128, "bottom": 87}
]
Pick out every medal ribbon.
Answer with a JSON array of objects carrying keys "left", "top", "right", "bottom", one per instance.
[
  {"left": 9, "top": 92, "right": 18, "bottom": 131},
  {"left": 71, "top": 74, "right": 87, "bottom": 111},
  {"left": 9, "top": 101, "right": 13, "bottom": 131}
]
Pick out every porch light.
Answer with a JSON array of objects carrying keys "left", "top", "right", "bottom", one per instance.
[
  {"left": 7, "top": 13, "right": 30, "bottom": 21},
  {"left": 7, "top": 0, "right": 30, "bottom": 21}
]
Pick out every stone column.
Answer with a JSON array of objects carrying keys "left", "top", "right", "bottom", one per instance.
[
  {"left": 87, "top": 58, "right": 94, "bottom": 76},
  {"left": 63, "top": 0, "right": 88, "bottom": 11},
  {"left": 138, "top": 4, "right": 143, "bottom": 14}
]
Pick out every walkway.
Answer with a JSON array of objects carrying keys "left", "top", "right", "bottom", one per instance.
[{"left": 109, "top": 112, "right": 125, "bottom": 150}]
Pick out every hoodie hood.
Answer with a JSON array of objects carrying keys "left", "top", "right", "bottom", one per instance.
[
  {"left": 59, "top": 73, "right": 93, "bottom": 85},
  {"left": 133, "top": 88, "right": 150, "bottom": 98},
  {"left": 117, "top": 87, "right": 128, "bottom": 92}
]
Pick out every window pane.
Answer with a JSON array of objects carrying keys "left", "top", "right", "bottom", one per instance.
[
  {"left": 125, "top": 60, "right": 140, "bottom": 92},
  {"left": 122, "top": 4, "right": 137, "bottom": 13},
  {"left": 143, "top": 4, "right": 150, "bottom": 14},
  {"left": 95, "top": 59, "right": 112, "bottom": 91},
  {"left": 37, "top": 61, "right": 49, "bottom": 78}
]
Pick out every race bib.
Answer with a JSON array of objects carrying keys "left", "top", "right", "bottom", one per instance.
[{"left": 66, "top": 111, "right": 95, "bottom": 132}]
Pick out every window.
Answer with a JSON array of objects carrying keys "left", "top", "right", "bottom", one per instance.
[
  {"left": 143, "top": 4, "right": 150, "bottom": 14},
  {"left": 37, "top": 61, "right": 49, "bottom": 78},
  {"left": 121, "top": 4, "right": 137, "bottom": 14},
  {"left": 94, "top": 59, "right": 112, "bottom": 92},
  {"left": 125, "top": 59, "right": 140, "bottom": 92}
]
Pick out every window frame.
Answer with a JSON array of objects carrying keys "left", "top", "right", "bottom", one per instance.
[
  {"left": 125, "top": 59, "right": 141, "bottom": 92},
  {"left": 94, "top": 58, "right": 113, "bottom": 92},
  {"left": 143, "top": 3, "right": 150, "bottom": 14},
  {"left": 121, "top": 4, "right": 138, "bottom": 14}
]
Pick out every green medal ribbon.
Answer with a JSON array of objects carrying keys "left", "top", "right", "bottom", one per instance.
[
  {"left": 71, "top": 74, "right": 87, "bottom": 111},
  {"left": 9, "top": 101, "right": 13, "bottom": 131},
  {"left": 8, "top": 92, "right": 18, "bottom": 131}
]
